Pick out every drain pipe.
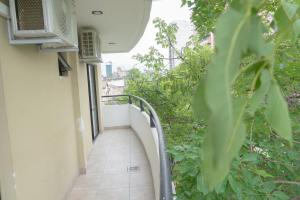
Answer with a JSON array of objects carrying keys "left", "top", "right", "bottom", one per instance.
[{"left": 0, "top": 2, "right": 9, "bottom": 19}]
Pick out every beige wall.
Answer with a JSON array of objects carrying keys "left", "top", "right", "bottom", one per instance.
[
  {"left": 0, "top": 45, "right": 16, "bottom": 200},
  {"left": 69, "top": 55, "right": 94, "bottom": 173},
  {"left": 0, "top": 15, "right": 95, "bottom": 200}
]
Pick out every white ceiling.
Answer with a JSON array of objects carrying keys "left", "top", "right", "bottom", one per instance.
[{"left": 76, "top": 0, "right": 152, "bottom": 53}]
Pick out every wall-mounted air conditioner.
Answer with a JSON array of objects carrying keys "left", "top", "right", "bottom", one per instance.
[
  {"left": 8, "top": 0, "right": 78, "bottom": 51},
  {"left": 79, "top": 29, "right": 102, "bottom": 64}
]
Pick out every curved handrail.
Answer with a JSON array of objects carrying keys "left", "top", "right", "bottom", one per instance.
[{"left": 102, "top": 94, "right": 173, "bottom": 200}]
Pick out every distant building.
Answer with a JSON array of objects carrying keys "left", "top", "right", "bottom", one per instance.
[
  {"left": 102, "top": 67, "right": 129, "bottom": 96},
  {"left": 115, "top": 67, "right": 128, "bottom": 79},
  {"left": 105, "top": 62, "right": 113, "bottom": 77},
  {"left": 200, "top": 32, "right": 215, "bottom": 47},
  {"left": 102, "top": 79, "right": 126, "bottom": 96}
]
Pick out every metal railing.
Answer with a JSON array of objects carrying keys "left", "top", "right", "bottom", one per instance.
[{"left": 102, "top": 94, "right": 173, "bottom": 200}]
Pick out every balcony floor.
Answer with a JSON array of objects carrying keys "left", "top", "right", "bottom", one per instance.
[{"left": 67, "top": 128, "right": 155, "bottom": 200}]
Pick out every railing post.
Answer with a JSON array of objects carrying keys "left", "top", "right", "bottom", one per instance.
[
  {"left": 128, "top": 96, "right": 132, "bottom": 104},
  {"left": 140, "top": 100, "right": 144, "bottom": 111},
  {"left": 150, "top": 111, "right": 155, "bottom": 128}
]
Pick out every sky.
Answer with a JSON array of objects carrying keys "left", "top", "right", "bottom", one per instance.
[{"left": 101, "top": 0, "right": 193, "bottom": 75}]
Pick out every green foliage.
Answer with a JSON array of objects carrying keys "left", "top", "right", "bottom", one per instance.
[
  {"left": 192, "top": 0, "right": 300, "bottom": 189},
  {"left": 275, "top": 0, "right": 300, "bottom": 41},
  {"left": 153, "top": 18, "right": 179, "bottom": 48},
  {"left": 181, "top": 0, "right": 229, "bottom": 37},
  {"left": 125, "top": 6, "right": 300, "bottom": 199},
  {"left": 265, "top": 83, "right": 292, "bottom": 141},
  {"left": 126, "top": 19, "right": 213, "bottom": 146},
  {"left": 171, "top": 116, "right": 300, "bottom": 199},
  {"left": 182, "top": 0, "right": 281, "bottom": 37},
  {"left": 133, "top": 47, "right": 166, "bottom": 73}
]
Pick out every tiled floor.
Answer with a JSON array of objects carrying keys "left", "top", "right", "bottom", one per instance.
[{"left": 67, "top": 128, "right": 155, "bottom": 200}]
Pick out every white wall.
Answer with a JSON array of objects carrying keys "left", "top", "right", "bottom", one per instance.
[
  {"left": 102, "top": 104, "right": 130, "bottom": 128},
  {"left": 129, "top": 105, "right": 160, "bottom": 200}
]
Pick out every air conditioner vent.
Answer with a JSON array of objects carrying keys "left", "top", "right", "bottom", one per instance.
[
  {"left": 79, "top": 29, "right": 102, "bottom": 63},
  {"left": 9, "top": 0, "right": 78, "bottom": 51},
  {"left": 59, "top": 14, "right": 67, "bottom": 34},
  {"left": 16, "top": 0, "right": 44, "bottom": 30},
  {"left": 54, "top": 0, "right": 69, "bottom": 35},
  {"left": 82, "top": 32, "right": 95, "bottom": 57}
]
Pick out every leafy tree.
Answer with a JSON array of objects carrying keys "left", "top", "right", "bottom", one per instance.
[
  {"left": 191, "top": 0, "right": 300, "bottom": 190},
  {"left": 125, "top": 2, "right": 300, "bottom": 197},
  {"left": 181, "top": 0, "right": 229, "bottom": 37}
]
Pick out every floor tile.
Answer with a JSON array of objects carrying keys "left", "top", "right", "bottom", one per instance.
[
  {"left": 130, "top": 186, "right": 155, "bottom": 200},
  {"left": 67, "top": 128, "right": 155, "bottom": 200}
]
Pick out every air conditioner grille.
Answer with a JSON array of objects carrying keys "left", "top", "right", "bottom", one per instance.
[
  {"left": 16, "top": 0, "right": 45, "bottom": 30},
  {"left": 79, "top": 29, "right": 102, "bottom": 63},
  {"left": 54, "top": 0, "right": 69, "bottom": 37},
  {"left": 81, "top": 32, "right": 95, "bottom": 57},
  {"left": 59, "top": 13, "right": 67, "bottom": 34}
]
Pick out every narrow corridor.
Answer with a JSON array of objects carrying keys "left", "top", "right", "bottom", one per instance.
[{"left": 67, "top": 128, "right": 155, "bottom": 200}]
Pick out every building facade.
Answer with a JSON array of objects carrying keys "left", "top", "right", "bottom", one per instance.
[{"left": 105, "top": 62, "right": 113, "bottom": 78}]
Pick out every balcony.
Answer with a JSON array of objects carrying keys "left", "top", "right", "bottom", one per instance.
[{"left": 67, "top": 95, "right": 173, "bottom": 200}]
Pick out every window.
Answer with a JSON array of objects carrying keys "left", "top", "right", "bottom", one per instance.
[{"left": 58, "top": 52, "right": 72, "bottom": 77}]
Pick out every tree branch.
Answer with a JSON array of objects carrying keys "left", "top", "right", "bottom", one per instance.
[{"left": 274, "top": 180, "right": 300, "bottom": 186}]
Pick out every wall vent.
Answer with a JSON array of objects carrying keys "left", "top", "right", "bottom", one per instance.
[
  {"left": 79, "top": 29, "right": 102, "bottom": 64},
  {"left": 81, "top": 32, "right": 94, "bottom": 57},
  {"left": 16, "top": 0, "right": 44, "bottom": 30}
]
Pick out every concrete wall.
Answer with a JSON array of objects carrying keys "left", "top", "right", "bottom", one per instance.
[
  {"left": 0, "top": 15, "right": 94, "bottom": 200},
  {"left": 102, "top": 104, "right": 130, "bottom": 128},
  {"left": 129, "top": 105, "right": 160, "bottom": 200},
  {"left": 69, "top": 54, "right": 94, "bottom": 174}
]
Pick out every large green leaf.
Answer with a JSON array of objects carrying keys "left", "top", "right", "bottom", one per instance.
[
  {"left": 293, "top": 19, "right": 300, "bottom": 39},
  {"left": 275, "top": 0, "right": 300, "bottom": 40},
  {"left": 248, "top": 69, "right": 271, "bottom": 115},
  {"left": 203, "top": 97, "right": 247, "bottom": 189},
  {"left": 205, "top": 9, "right": 251, "bottom": 110},
  {"left": 196, "top": 175, "right": 209, "bottom": 195},
  {"left": 202, "top": 106, "right": 233, "bottom": 188},
  {"left": 245, "top": 60, "right": 267, "bottom": 75},
  {"left": 247, "top": 16, "right": 273, "bottom": 57},
  {"left": 275, "top": 6, "right": 291, "bottom": 28},
  {"left": 272, "top": 191, "right": 290, "bottom": 200},
  {"left": 193, "top": 79, "right": 210, "bottom": 120},
  {"left": 281, "top": 0, "right": 299, "bottom": 20},
  {"left": 201, "top": 3, "right": 274, "bottom": 189},
  {"left": 265, "top": 83, "right": 292, "bottom": 142},
  {"left": 253, "top": 169, "right": 273, "bottom": 178},
  {"left": 228, "top": 174, "right": 242, "bottom": 199},
  {"left": 193, "top": 0, "right": 293, "bottom": 192},
  {"left": 226, "top": 98, "right": 247, "bottom": 158}
]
